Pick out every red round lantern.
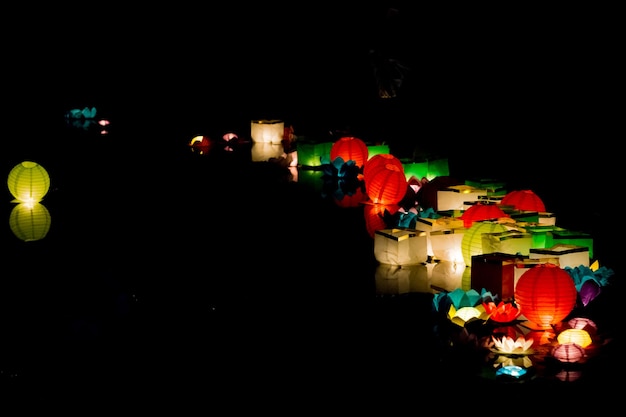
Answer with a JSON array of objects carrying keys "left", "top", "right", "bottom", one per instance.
[
  {"left": 460, "top": 203, "right": 509, "bottom": 228},
  {"left": 500, "top": 189, "right": 546, "bottom": 212},
  {"left": 365, "top": 164, "right": 408, "bottom": 205},
  {"left": 330, "top": 136, "right": 369, "bottom": 168},
  {"left": 363, "top": 153, "right": 403, "bottom": 180},
  {"left": 514, "top": 263, "right": 577, "bottom": 328}
]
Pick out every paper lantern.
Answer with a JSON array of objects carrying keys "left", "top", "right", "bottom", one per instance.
[
  {"left": 566, "top": 317, "right": 597, "bottom": 335},
  {"left": 365, "top": 164, "right": 407, "bottom": 205},
  {"left": 250, "top": 119, "right": 284, "bottom": 144},
  {"left": 461, "top": 221, "right": 508, "bottom": 266},
  {"left": 330, "top": 136, "right": 368, "bottom": 168},
  {"left": 363, "top": 153, "right": 403, "bottom": 179},
  {"left": 557, "top": 328, "right": 592, "bottom": 348},
  {"left": 514, "top": 263, "right": 577, "bottom": 328},
  {"left": 7, "top": 161, "right": 50, "bottom": 203},
  {"left": 460, "top": 203, "right": 509, "bottom": 228},
  {"left": 9, "top": 202, "right": 51, "bottom": 242},
  {"left": 500, "top": 189, "right": 546, "bottom": 212},
  {"left": 189, "top": 135, "right": 213, "bottom": 154},
  {"left": 551, "top": 343, "right": 586, "bottom": 363}
]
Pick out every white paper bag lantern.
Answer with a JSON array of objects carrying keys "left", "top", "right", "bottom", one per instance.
[
  {"left": 250, "top": 119, "right": 284, "bottom": 144},
  {"left": 374, "top": 228, "right": 428, "bottom": 266}
]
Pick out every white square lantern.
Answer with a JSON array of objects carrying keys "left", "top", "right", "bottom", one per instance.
[
  {"left": 374, "top": 228, "right": 428, "bottom": 266},
  {"left": 250, "top": 119, "right": 284, "bottom": 144}
]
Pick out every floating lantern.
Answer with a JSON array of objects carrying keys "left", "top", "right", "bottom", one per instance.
[
  {"left": 9, "top": 202, "right": 51, "bottom": 242},
  {"left": 461, "top": 221, "right": 508, "bottom": 266},
  {"left": 330, "top": 136, "right": 368, "bottom": 168},
  {"left": 365, "top": 164, "right": 407, "bottom": 205},
  {"left": 551, "top": 343, "right": 586, "bottom": 363},
  {"left": 557, "top": 328, "right": 592, "bottom": 348},
  {"left": 250, "top": 142, "right": 284, "bottom": 162},
  {"left": 7, "top": 161, "right": 50, "bottom": 203},
  {"left": 566, "top": 317, "right": 597, "bottom": 335},
  {"left": 460, "top": 203, "right": 509, "bottom": 228},
  {"left": 189, "top": 135, "right": 213, "bottom": 154},
  {"left": 500, "top": 189, "right": 546, "bottom": 212},
  {"left": 250, "top": 119, "right": 284, "bottom": 144},
  {"left": 363, "top": 153, "right": 403, "bottom": 179},
  {"left": 514, "top": 263, "right": 577, "bottom": 328}
]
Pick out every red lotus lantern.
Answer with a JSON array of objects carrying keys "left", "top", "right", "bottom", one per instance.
[
  {"left": 365, "top": 164, "right": 408, "bottom": 205},
  {"left": 500, "top": 189, "right": 546, "bottom": 212},
  {"left": 483, "top": 300, "right": 521, "bottom": 323},
  {"left": 514, "top": 263, "right": 577, "bottom": 329},
  {"left": 330, "top": 136, "right": 369, "bottom": 168},
  {"left": 363, "top": 153, "right": 403, "bottom": 179},
  {"left": 460, "top": 203, "right": 509, "bottom": 228}
]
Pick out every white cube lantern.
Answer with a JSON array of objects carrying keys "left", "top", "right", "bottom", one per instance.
[
  {"left": 437, "top": 185, "right": 487, "bottom": 211},
  {"left": 374, "top": 228, "right": 428, "bottom": 266},
  {"left": 250, "top": 119, "right": 284, "bottom": 144}
]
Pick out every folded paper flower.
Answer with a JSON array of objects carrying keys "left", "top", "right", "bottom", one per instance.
[
  {"left": 491, "top": 335, "right": 534, "bottom": 355},
  {"left": 483, "top": 301, "right": 521, "bottom": 323}
]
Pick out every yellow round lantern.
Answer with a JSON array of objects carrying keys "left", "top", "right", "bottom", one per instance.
[
  {"left": 557, "top": 328, "right": 592, "bottom": 348},
  {"left": 9, "top": 202, "right": 51, "bottom": 242},
  {"left": 7, "top": 161, "right": 50, "bottom": 203}
]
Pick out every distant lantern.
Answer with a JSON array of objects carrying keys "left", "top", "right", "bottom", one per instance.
[
  {"left": 365, "top": 164, "right": 407, "bottom": 205},
  {"left": 557, "top": 328, "right": 592, "bottom": 348},
  {"left": 500, "top": 189, "right": 546, "bottom": 212},
  {"left": 363, "top": 153, "right": 403, "bottom": 179},
  {"left": 9, "top": 202, "right": 51, "bottom": 242},
  {"left": 514, "top": 263, "right": 577, "bottom": 329},
  {"left": 461, "top": 221, "right": 508, "bottom": 266},
  {"left": 7, "top": 161, "right": 50, "bottom": 204},
  {"left": 189, "top": 135, "right": 212, "bottom": 154},
  {"left": 330, "top": 136, "right": 369, "bottom": 168},
  {"left": 250, "top": 119, "right": 284, "bottom": 144}
]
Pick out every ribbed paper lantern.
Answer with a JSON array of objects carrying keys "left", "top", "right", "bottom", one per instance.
[
  {"left": 500, "top": 189, "right": 546, "bottom": 212},
  {"left": 557, "top": 328, "right": 592, "bottom": 348},
  {"left": 551, "top": 343, "right": 586, "bottom": 363},
  {"left": 363, "top": 153, "right": 403, "bottom": 179},
  {"left": 9, "top": 202, "right": 51, "bottom": 242},
  {"left": 461, "top": 221, "right": 508, "bottom": 266},
  {"left": 330, "top": 136, "right": 369, "bottom": 168},
  {"left": 514, "top": 263, "right": 577, "bottom": 328},
  {"left": 7, "top": 161, "right": 50, "bottom": 203},
  {"left": 460, "top": 203, "right": 509, "bottom": 228},
  {"left": 365, "top": 164, "right": 407, "bottom": 205}
]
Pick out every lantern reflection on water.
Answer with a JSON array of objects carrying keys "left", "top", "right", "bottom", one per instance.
[{"left": 9, "top": 202, "right": 51, "bottom": 242}]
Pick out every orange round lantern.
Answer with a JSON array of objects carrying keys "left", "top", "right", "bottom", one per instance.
[
  {"left": 330, "top": 136, "right": 369, "bottom": 168},
  {"left": 514, "top": 263, "right": 577, "bottom": 328},
  {"left": 500, "top": 189, "right": 546, "bottom": 212},
  {"left": 363, "top": 153, "right": 403, "bottom": 180},
  {"left": 365, "top": 164, "right": 407, "bottom": 205}
]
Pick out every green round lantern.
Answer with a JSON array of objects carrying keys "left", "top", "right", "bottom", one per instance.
[
  {"left": 9, "top": 202, "right": 51, "bottom": 242},
  {"left": 7, "top": 161, "right": 51, "bottom": 203},
  {"left": 461, "top": 221, "right": 508, "bottom": 266}
]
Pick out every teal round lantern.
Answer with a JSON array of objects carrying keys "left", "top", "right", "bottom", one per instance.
[{"left": 7, "top": 161, "right": 51, "bottom": 203}]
